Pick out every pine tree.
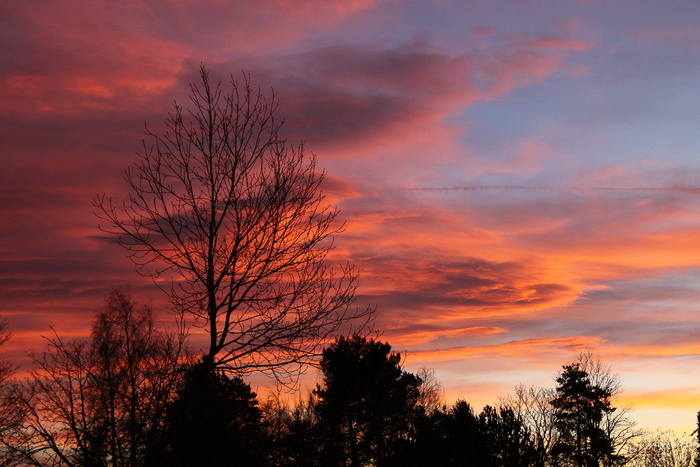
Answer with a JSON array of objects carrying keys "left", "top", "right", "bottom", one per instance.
[{"left": 551, "top": 363, "right": 614, "bottom": 467}]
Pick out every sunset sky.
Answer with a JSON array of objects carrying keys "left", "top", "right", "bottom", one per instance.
[{"left": 3, "top": 0, "right": 700, "bottom": 432}]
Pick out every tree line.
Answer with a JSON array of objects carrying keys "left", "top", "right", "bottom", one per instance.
[{"left": 0, "top": 295, "right": 696, "bottom": 466}]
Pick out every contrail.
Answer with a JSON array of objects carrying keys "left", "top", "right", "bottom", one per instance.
[{"left": 402, "top": 185, "right": 700, "bottom": 194}]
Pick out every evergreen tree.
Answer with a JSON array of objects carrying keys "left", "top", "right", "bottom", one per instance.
[
  {"left": 150, "top": 358, "right": 265, "bottom": 467},
  {"left": 551, "top": 363, "right": 614, "bottom": 467},
  {"left": 479, "top": 405, "right": 537, "bottom": 467},
  {"left": 443, "top": 401, "right": 490, "bottom": 466},
  {"left": 314, "top": 335, "right": 421, "bottom": 467}
]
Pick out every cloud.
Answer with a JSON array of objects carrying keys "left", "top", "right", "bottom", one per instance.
[
  {"left": 325, "top": 158, "right": 700, "bottom": 379},
  {"left": 407, "top": 335, "right": 607, "bottom": 365},
  {"left": 385, "top": 325, "right": 507, "bottom": 347},
  {"left": 0, "top": 0, "right": 381, "bottom": 116},
  {"left": 628, "top": 387, "right": 700, "bottom": 410},
  {"left": 217, "top": 33, "right": 592, "bottom": 165}
]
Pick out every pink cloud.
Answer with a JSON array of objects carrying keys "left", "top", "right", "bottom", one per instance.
[
  {"left": 0, "top": 0, "right": 385, "bottom": 117},
  {"left": 225, "top": 33, "right": 591, "bottom": 168}
]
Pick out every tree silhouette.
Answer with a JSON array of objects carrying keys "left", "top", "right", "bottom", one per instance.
[
  {"left": 0, "top": 320, "right": 22, "bottom": 466},
  {"left": 415, "top": 367, "right": 445, "bottom": 414},
  {"left": 4, "top": 290, "right": 187, "bottom": 467},
  {"left": 478, "top": 404, "right": 537, "bottom": 466},
  {"left": 261, "top": 392, "right": 319, "bottom": 467},
  {"left": 551, "top": 363, "right": 614, "bottom": 467},
  {"left": 95, "top": 65, "right": 371, "bottom": 382},
  {"left": 628, "top": 429, "right": 696, "bottom": 467},
  {"left": 150, "top": 359, "right": 265, "bottom": 467},
  {"left": 695, "top": 411, "right": 700, "bottom": 467},
  {"left": 314, "top": 335, "right": 421, "bottom": 466},
  {"left": 406, "top": 400, "right": 490, "bottom": 466},
  {"left": 575, "top": 352, "right": 640, "bottom": 466},
  {"left": 500, "top": 385, "right": 558, "bottom": 466}
]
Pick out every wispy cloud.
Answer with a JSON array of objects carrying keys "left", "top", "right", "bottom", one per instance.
[
  {"left": 407, "top": 336, "right": 607, "bottom": 364},
  {"left": 401, "top": 185, "right": 700, "bottom": 194}
]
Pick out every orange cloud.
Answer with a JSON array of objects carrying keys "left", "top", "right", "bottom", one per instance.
[
  {"left": 385, "top": 326, "right": 507, "bottom": 346},
  {"left": 627, "top": 387, "right": 700, "bottom": 410},
  {"left": 406, "top": 336, "right": 606, "bottom": 365}
]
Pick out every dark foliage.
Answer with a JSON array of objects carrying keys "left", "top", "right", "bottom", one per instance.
[
  {"left": 314, "top": 335, "right": 422, "bottom": 467},
  {"left": 0, "top": 313, "right": 674, "bottom": 466},
  {"left": 403, "top": 400, "right": 489, "bottom": 466},
  {"left": 261, "top": 393, "right": 319, "bottom": 467},
  {"left": 479, "top": 405, "right": 538, "bottom": 466},
  {"left": 149, "top": 358, "right": 265, "bottom": 467},
  {"left": 551, "top": 363, "right": 614, "bottom": 467}
]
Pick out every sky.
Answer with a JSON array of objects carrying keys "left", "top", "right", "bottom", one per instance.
[{"left": 3, "top": 0, "right": 700, "bottom": 433}]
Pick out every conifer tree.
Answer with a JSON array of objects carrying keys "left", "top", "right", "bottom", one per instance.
[{"left": 551, "top": 363, "right": 614, "bottom": 467}]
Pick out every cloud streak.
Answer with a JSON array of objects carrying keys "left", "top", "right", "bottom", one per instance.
[{"left": 401, "top": 185, "right": 700, "bottom": 194}]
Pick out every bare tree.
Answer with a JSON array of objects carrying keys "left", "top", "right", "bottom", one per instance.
[
  {"left": 0, "top": 320, "right": 24, "bottom": 466},
  {"left": 3, "top": 290, "right": 187, "bottom": 467},
  {"left": 0, "top": 321, "right": 12, "bottom": 384},
  {"left": 415, "top": 368, "right": 445, "bottom": 414},
  {"left": 260, "top": 389, "right": 319, "bottom": 466},
  {"left": 500, "top": 385, "right": 558, "bottom": 466},
  {"left": 627, "top": 430, "right": 696, "bottom": 467},
  {"left": 95, "top": 65, "right": 370, "bottom": 382},
  {"left": 500, "top": 353, "right": 640, "bottom": 467}
]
